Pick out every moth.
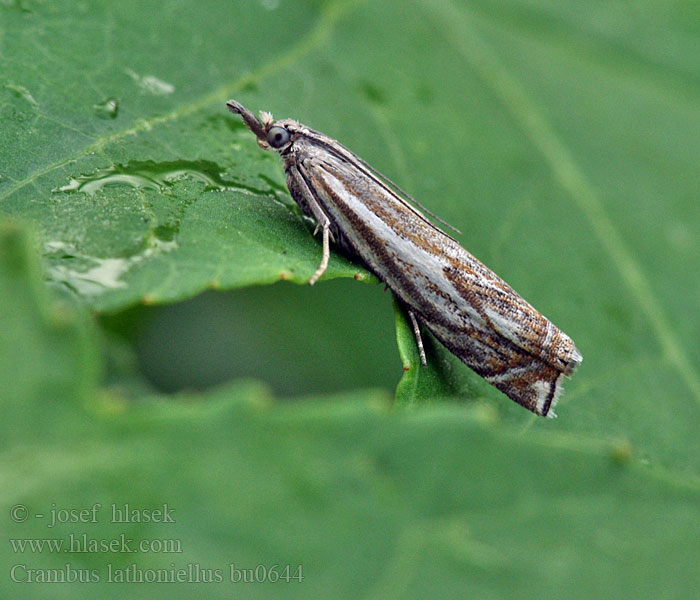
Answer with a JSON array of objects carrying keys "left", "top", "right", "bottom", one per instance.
[{"left": 227, "top": 100, "right": 582, "bottom": 417}]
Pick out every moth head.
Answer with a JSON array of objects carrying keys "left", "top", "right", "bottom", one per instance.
[{"left": 226, "top": 100, "right": 296, "bottom": 153}]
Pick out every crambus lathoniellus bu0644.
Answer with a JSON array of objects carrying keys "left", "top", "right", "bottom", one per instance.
[{"left": 226, "top": 100, "right": 582, "bottom": 418}]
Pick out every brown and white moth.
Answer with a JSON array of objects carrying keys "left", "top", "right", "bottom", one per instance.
[{"left": 227, "top": 100, "right": 582, "bottom": 417}]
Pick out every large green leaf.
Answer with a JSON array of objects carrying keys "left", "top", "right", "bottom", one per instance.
[
  {"left": 1, "top": 228, "right": 698, "bottom": 599},
  {"left": 0, "top": 221, "right": 99, "bottom": 443},
  {"left": 3, "top": 0, "right": 699, "bottom": 471},
  {"left": 1, "top": 0, "right": 699, "bottom": 596},
  {"left": 0, "top": 0, "right": 375, "bottom": 314}
]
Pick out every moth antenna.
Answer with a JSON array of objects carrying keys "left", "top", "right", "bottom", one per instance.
[{"left": 226, "top": 99, "right": 266, "bottom": 141}]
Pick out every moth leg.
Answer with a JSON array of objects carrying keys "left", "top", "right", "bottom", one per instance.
[
  {"left": 408, "top": 309, "right": 427, "bottom": 366},
  {"left": 308, "top": 221, "right": 330, "bottom": 286},
  {"left": 313, "top": 221, "right": 336, "bottom": 242},
  {"left": 286, "top": 165, "right": 334, "bottom": 286}
]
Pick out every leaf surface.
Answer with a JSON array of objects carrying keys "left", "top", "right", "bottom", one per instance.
[
  {"left": 1, "top": 228, "right": 698, "bottom": 599},
  {"left": 1, "top": 1, "right": 700, "bottom": 595}
]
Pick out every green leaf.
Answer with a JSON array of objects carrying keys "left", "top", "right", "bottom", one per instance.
[
  {"left": 0, "top": 0, "right": 374, "bottom": 314},
  {"left": 1, "top": 242, "right": 698, "bottom": 598},
  {"left": 3, "top": 0, "right": 699, "bottom": 476},
  {"left": 0, "top": 220, "right": 99, "bottom": 444},
  {"left": 393, "top": 297, "right": 492, "bottom": 410},
  {"left": 2, "top": 0, "right": 700, "bottom": 595}
]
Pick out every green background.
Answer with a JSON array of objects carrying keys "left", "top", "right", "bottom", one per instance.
[{"left": 1, "top": 0, "right": 699, "bottom": 598}]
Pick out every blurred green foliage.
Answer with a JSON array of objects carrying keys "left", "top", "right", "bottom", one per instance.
[{"left": 1, "top": 0, "right": 699, "bottom": 598}]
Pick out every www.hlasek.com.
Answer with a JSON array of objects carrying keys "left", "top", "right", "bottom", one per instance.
[
  {"left": 10, "top": 534, "right": 182, "bottom": 554},
  {"left": 10, "top": 563, "right": 304, "bottom": 584}
]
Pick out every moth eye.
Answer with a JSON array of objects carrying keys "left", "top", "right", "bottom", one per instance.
[{"left": 267, "top": 126, "right": 290, "bottom": 148}]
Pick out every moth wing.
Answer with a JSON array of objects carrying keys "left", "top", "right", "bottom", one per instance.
[{"left": 293, "top": 139, "right": 582, "bottom": 417}]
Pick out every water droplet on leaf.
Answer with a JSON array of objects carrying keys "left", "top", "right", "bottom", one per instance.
[
  {"left": 52, "top": 159, "right": 276, "bottom": 196},
  {"left": 94, "top": 97, "right": 119, "bottom": 119},
  {"left": 6, "top": 83, "right": 37, "bottom": 106},
  {"left": 125, "top": 69, "right": 175, "bottom": 95}
]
